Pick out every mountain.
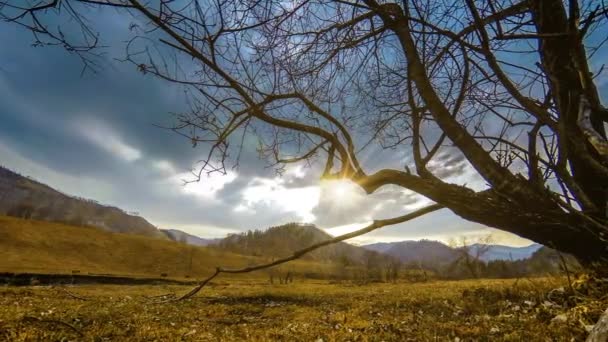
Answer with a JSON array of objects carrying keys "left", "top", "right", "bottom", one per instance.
[
  {"left": 364, "top": 240, "right": 543, "bottom": 266},
  {"left": 361, "top": 242, "right": 395, "bottom": 254},
  {"left": 364, "top": 240, "right": 460, "bottom": 267},
  {"left": 161, "top": 229, "right": 220, "bottom": 246},
  {"left": 470, "top": 243, "right": 542, "bottom": 262},
  {"left": 0, "top": 166, "right": 166, "bottom": 239},
  {"left": 216, "top": 223, "right": 384, "bottom": 264},
  {"left": 524, "top": 245, "right": 579, "bottom": 270}
]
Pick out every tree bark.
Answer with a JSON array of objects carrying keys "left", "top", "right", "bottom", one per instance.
[
  {"left": 532, "top": 0, "right": 608, "bottom": 217},
  {"left": 418, "top": 184, "right": 608, "bottom": 266}
]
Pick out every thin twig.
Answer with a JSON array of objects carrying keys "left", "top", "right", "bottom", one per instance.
[
  {"left": 145, "top": 293, "right": 178, "bottom": 299},
  {"left": 52, "top": 286, "right": 90, "bottom": 301},
  {"left": 557, "top": 250, "right": 575, "bottom": 295},
  {"left": 22, "top": 316, "right": 84, "bottom": 337}
]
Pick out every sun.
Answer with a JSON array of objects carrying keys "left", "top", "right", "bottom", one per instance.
[
  {"left": 321, "top": 179, "right": 359, "bottom": 204},
  {"left": 332, "top": 181, "right": 351, "bottom": 197}
]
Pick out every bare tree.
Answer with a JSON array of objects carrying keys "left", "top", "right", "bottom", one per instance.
[
  {"left": 7, "top": 202, "right": 35, "bottom": 220},
  {"left": 385, "top": 257, "right": 401, "bottom": 283},
  {"left": 2, "top": 0, "right": 608, "bottom": 268},
  {"left": 450, "top": 235, "right": 493, "bottom": 278}
]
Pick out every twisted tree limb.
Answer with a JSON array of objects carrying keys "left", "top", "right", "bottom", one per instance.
[
  {"left": 171, "top": 203, "right": 443, "bottom": 301},
  {"left": 578, "top": 96, "right": 608, "bottom": 158}
]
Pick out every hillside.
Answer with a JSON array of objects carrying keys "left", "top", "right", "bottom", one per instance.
[
  {"left": 161, "top": 229, "right": 220, "bottom": 246},
  {"left": 365, "top": 240, "right": 460, "bottom": 268},
  {"left": 0, "top": 166, "right": 165, "bottom": 239},
  {"left": 525, "top": 245, "right": 580, "bottom": 271},
  {"left": 217, "top": 223, "right": 385, "bottom": 265},
  {"left": 0, "top": 215, "right": 240, "bottom": 278},
  {"left": 0, "top": 215, "right": 341, "bottom": 280},
  {"left": 364, "top": 240, "right": 543, "bottom": 266}
]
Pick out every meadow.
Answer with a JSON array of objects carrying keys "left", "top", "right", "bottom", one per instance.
[
  {"left": 1, "top": 216, "right": 607, "bottom": 341},
  {"left": 0, "top": 216, "right": 332, "bottom": 281},
  {"left": 1, "top": 277, "right": 605, "bottom": 341}
]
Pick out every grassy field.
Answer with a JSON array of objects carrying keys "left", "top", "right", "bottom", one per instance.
[
  {"left": 1, "top": 277, "right": 605, "bottom": 341},
  {"left": 0, "top": 216, "right": 333, "bottom": 280},
  {"left": 2, "top": 216, "right": 606, "bottom": 341}
]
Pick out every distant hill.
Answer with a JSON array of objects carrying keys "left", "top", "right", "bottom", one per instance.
[
  {"left": 364, "top": 240, "right": 460, "bottom": 268},
  {"left": 162, "top": 229, "right": 220, "bottom": 246},
  {"left": 0, "top": 215, "right": 331, "bottom": 279},
  {"left": 525, "top": 245, "right": 579, "bottom": 271},
  {"left": 217, "top": 223, "right": 385, "bottom": 265},
  {"left": 0, "top": 166, "right": 166, "bottom": 239},
  {"left": 470, "top": 243, "right": 542, "bottom": 261},
  {"left": 364, "top": 240, "right": 543, "bottom": 266},
  {"left": 361, "top": 242, "right": 394, "bottom": 254}
]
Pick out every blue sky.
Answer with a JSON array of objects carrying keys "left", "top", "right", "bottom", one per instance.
[{"left": 0, "top": 2, "right": 605, "bottom": 247}]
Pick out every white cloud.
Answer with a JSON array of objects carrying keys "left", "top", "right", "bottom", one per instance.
[
  {"left": 0, "top": 139, "right": 116, "bottom": 201},
  {"left": 239, "top": 177, "right": 320, "bottom": 222},
  {"left": 286, "top": 164, "right": 307, "bottom": 178},
  {"left": 73, "top": 117, "right": 142, "bottom": 162},
  {"left": 233, "top": 203, "right": 256, "bottom": 214},
  {"left": 155, "top": 221, "right": 241, "bottom": 239},
  {"left": 324, "top": 221, "right": 372, "bottom": 237},
  {"left": 313, "top": 180, "right": 428, "bottom": 227},
  {"left": 401, "top": 191, "right": 433, "bottom": 211},
  {"left": 173, "top": 171, "right": 238, "bottom": 199},
  {"left": 152, "top": 159, "right": 177, "bottom": 175}
]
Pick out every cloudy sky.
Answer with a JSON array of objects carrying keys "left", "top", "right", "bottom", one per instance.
[{"left": 1, "top": 5, "right": 605, "bottom": 247}]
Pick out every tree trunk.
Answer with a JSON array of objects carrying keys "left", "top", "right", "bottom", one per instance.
[
  {"left": 430, "top": 186, "right": 607, "bottom": 267},
  {"left": 459, "top": 203, "right": 607, "bottom": 267},
  {"left": 532, "top": 0, "right": 608, "bottom": 217},
  {"left": 371, "top": 0, "right": 608, "bottom": 267}
]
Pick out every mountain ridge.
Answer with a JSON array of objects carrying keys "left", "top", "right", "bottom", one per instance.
[
  {"left": 216, "top": 222, "right": 390, "bottom": 265},
  {"left": 0, "top": 166, "right": 166, "bottom": 239},
  {"left": 363, "top": 240, "right": 542, "bottom": 265},
  {"left": 161, "top": 228, "right": 221, "bottom": 246},
  {"left": 0, "top": 165, "right": 543, "bottom": 263},
  {"left": 364, "top": 240, "right": 460, "bottom": 267}
]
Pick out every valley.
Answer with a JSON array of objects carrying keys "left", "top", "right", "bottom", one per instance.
[{"left": 0, "top": 171, "right": 603, "bottom": 341}]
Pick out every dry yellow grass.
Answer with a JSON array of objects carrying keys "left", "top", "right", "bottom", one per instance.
[
  {"left": 0, "top": 216, "right": 332, "bottom": 280},
  {"left": 1, "top": 216, "right": 606, "bottom": 341},
  {"left": 1, "top": 278, "right": 604, "bottom": 341}
]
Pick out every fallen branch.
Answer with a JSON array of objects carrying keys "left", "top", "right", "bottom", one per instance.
[
  {"left": 143, "top": 292, "right": 179, "bottom": 303},
  {"left": 144, "top": 293, "right": 177, "bottom": 299},
  {"left": 22, "top": 316, "right": 84, "bottom": 337},
  {"left": 170, "top": 203, "right": 444, "bottom": 301},
  {"left": 52, "top": 286, "right": 90, "bottom": 301}
]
